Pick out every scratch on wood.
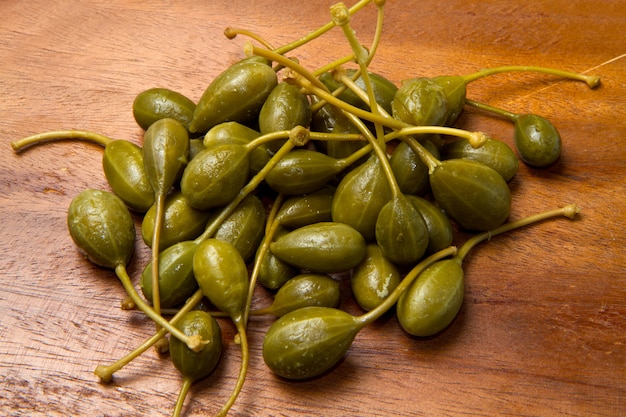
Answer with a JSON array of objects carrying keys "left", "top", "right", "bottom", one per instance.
[{"left": 506, "top": 53, "right": 626, "bottom": 105}]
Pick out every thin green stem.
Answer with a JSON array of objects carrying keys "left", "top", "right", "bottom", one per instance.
[
  {"left": 245, "top": 130, "right": 291, "bottom": 150},
  {"left": 462, "top": 65, "right": 601, "bottom": 88},
  {"left": 216, "top": 319, "right": 249, "bottom": 417},
  {"left": 465, "top": 98, "right": 518, "bottom": 122},
  {"left": 114, "top": 265, "right": 205, "bottom": 352},
  {"left": 265, "top": 194, "right": 283, "bottom": 235},
  {"left": 338, "top": 72, "right": 390, "bottom": 117},
  {"left": 334, "top": 3, "right": 386, "bottom": 150},
  {"left": 272, "top": 0, "right": 374, "bottom": 56},
  {"left": 11, "top": 130, "right": 114, "bottom": 151},
  {"left": 224, "top": 27, "right": 276, "bottom": 50},
  {"left": 387, "top": 126, "right": 488, "bottom": 149},
  {"left": 314, "top": 0, "right": 383, "bottom": 77},
  {"left": 244, "top": 193, "right": 284, "bottom": 326},
  {"left": 245, "top": 129, "right": 362, "bottom": 152},
  {"left": 343, "top": 110, "right": 402, "bottom": 198},
  {"left": 400, "top": 135, "right": 442, "bottom": 173},
  {"left": 310, "top": 0, "right": 384, "bottom": 113},
  {"left": 334, "top": 124, "right": 482, "bottom": 174},
  {"left": 94, "top": 289, "right": 204, "bottom": 383},
  {"left": 309, "top": 83, "right": 347, "bottom": 114},
  {"left": 456, "top": 204, "right": 580, "bottom": 262},
  {"left": 157, "top": 307, "right": 271, "bottom": 318},
  {"left": 172, "top": 377, "right": 193, "bottom": 417},
  {"left": 195, "top": 133, "right": 297, "bottom": 244},
  {"left": 151, "top": 194, "right": 165, "bottom": 324},
  {"left": 368, "top": 0, "right": 386, "bottom": 65},
  {"left": 356, "top": 246, "right": 458, "bottom": 327},
  {"left": 332, "top": 4, "right": 368, "bottom": 64},
  {"left": 248, "top": 44, "right": 328, "bottom": 91},
  {"left": 311, "top": 130, "right": 365, "bottom": 142},
  {"left": 257, "top": 40, "right": 407, "bottom": 134},
  {"left": 335, "top": 137, "right": 378, "bottom": 168},
  {"left": 312, "top": 53, "right": 357, "bottom": 77},
  {"left": 295, "top": 73, "right": 407, "bottom": 130},
  {"left": 247, "top": 306, "right": 275, "bottom": 317},
  {"left": 309, "top": 66, "right": 375, "bottom": 115},
  {"left": 251, "top": 43, "right": 406, "bottom": 131}
]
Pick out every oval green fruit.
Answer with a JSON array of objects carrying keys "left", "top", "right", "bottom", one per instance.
[
  {"left": 142, "top": 118, "right": 190, "bottom": 196},
  {"left": 193, "top": 239, "right": 249, "bottom": 319},
  {"left": 514, "top": 114, "right": 562, "bottom": 168},
  {"left": 257, "top": 228, "right": 299, "bottom": 290},
  {"left": 212, "top": 194, "right": 266, "bottom": 262},
  {"left": 102, "top": 139, "right": 155, "bottom": 213},
  {"left": 389, "top": 140, "right": 430, "bottom": 196},
  {"left": 351, "top": 244, "right": 401, "bottom": 311},
  {"left": 132, "top": 87, "right": 196, "bottom": 132},
  {"left": 267, "top": 274, "right": 340, "bottom": 317},
  {"left": 265, "top": 150, "right": 343, "bottom": 195},
  {"left": 141, "top": 241, "right": 199, "bottom": 308},
  {"left": 262, "top": 306, "right": 359, "bottom": 380},
  {"left": 169, "top": 310, "right": 222, "bottom": 382},
  {"left": 259, "top": 81, "right": 312, "bottom": 153},
  {"left": 392, "top": 77, "right": 448, "bottom": 127},
  {"left": 189, "top": 59, "right": 278, "bottom": 134},
  {"left": 203, "top": 121, "right": 270, "bottom": 175},
  {"left": 430, "top": 159, "right": 511, "bottom": 231},
  {"left": 270, "top": 222, "right": 367, "bottom": 273},
  {"left": 375, "top": 196, "right": 429, "bottom": 265},
  {"left": 67, "top": 189, "right": 135, "bottom": 268},
  {"left": 275, "top": 186, "right": 335, "bottom": 229},
  {"left": 180, "top": 144, "right": 250, "bottom": 210},
  {"left": 331, "top": 155, "right": 392, "bottom": 241},
  {"left": 397, "top": 259, "right": 464, "bottom": 337},
  {"left": 141, "top": 191, "right": 211, "bottom": 251},
  {"left": 405, "top": 195, "right": 453, "bottom": 255},
  {"left": 441, "top": 137, "right": 518, "bottom": 182}
]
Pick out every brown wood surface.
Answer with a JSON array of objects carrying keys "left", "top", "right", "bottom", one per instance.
[{"left": 1, "top": 1, "right": 625, "bottom": 416}]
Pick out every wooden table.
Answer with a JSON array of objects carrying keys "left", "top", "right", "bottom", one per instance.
[{"left": 1, "top": 1, "right": 624, "bottom": 416}]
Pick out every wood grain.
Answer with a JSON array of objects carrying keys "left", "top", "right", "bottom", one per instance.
[{"left": 1, "top": 1, "right": 625, "bottom": 416}]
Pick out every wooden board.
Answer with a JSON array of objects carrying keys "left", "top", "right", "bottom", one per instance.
[{"left": 1, "top": 1, "right": 625, "bottom": 416}]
